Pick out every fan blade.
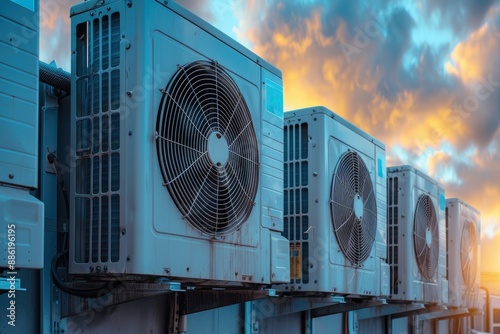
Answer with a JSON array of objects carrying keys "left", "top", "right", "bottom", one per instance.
[
  {"left": 331, "top": 152, "right": 377, "bottom": 265},
  {"left": 157, "top": 61, "right": 259, "bottom": 235}
]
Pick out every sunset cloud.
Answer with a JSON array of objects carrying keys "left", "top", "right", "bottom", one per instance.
[{"left": 232, "top": 0, "right": 500, "bottom": 245}]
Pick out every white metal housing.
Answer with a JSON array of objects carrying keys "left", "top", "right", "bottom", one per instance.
[
  {"left": 0, "top": 1, "right": 39, "bottom": 189},
  {"left": 276, "top": 106, "right": 388, "bottom": 297},
  {"left": 386, "top": 165, "right": 447, "bottom": 304},
  {"left": 446, "top": 198, "right": 481, "bottom": 308},
  {"left": 0, "top": 1, "right": 44, "bottom": 269},
  {"left": 69, "top": 0, "right": 289, "bottom": 285}
]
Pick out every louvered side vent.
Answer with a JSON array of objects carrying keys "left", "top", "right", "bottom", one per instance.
[
  {"left": 74, "top": 13, "right": 121, "bottom": 264},
  {"left": 388, "top": 176, "right": 399, "bottom": 295},
  {"left": 283, "top": 123, "right": 309, "bottom": 284}
]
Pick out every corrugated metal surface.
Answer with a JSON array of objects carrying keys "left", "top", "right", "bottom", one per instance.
[{"left": 0, "top": 0, "right": 39, "bottom": 189}]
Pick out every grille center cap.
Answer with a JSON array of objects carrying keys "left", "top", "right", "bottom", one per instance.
[
  {"left": 208, "top": 131, "right": 229, "bottom": 167},
  {"left": 353, "top": 193, "right": 364, "bottom": 220},
  {"left": 426, "top": 228, "right": 432, "bottom": 247}
]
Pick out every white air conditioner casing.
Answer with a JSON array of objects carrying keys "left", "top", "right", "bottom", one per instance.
[
  {"left": 0, "top": 186, "right": 44, "bottom": 269},
  {"left": 69, "top": 0, "right": 289, "bottom": 285},
  {"left": 387, "top": 165, "right": 447, "bottom": 304},
  {"left": 275, "top": 106, "right": 388, "bottom": 297},
  {"left": 0, "top": 1, "right": 44, "bottom": 270},
  {"left": 446, "top": 198, "right": 480, "bottom": 308},
  {"left": 0, "top": 1, "right": 39, "bottom": 189}
]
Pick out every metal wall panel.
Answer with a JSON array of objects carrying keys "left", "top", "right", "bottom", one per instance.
[{"left": 0, "top": 0, "right": 39, "bottom": 189}]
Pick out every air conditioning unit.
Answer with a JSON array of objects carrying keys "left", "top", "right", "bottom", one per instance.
[
  {"left": 69, "top": 0, "right": 289, "bottom": 286},
  {"left": 386, "top": 165, "right": 447, "bottom": 304},
  {"left": 0, "top": 1, "right": 44, "bottom": 270},
  {"left": 275, "top": 106, "right": 388, "bottom": 297},
  {"left": 446, "top": 198, "right": 480, "bottom": 308}
]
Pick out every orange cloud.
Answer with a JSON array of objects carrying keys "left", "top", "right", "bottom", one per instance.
[
  {"left": 450, "top": 23, "right": 500, "bottom": 83},
  {"left": 39, "top": 0, "right": 80, "bottom": 70},
  {"left": 247, "top": 10, "right": 343, "bottom": 113}
]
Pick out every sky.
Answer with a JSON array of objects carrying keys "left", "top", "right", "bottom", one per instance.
[{"left": 39, "top": 0, "right": 500, "bottom": 284}]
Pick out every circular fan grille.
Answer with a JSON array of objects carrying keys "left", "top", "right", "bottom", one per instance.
[
  {"left": 413, "top": 195, "right": 439, "bottom": 280},
  {"left": 460, "top": 220, "right": 478, "bottom": 289},
  {"left": 156, "top": 60, "right": 259, "bottom": 236},
  {"left": 330, "top": 151, "right": 377, "bottom": 265}
]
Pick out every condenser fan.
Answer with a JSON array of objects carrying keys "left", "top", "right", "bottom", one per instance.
[
  {"left": 460, "top": 220, "right": 478, "bottom": 289},
  {"left": 330, "top": 151, "right": 377, "bottom": 265},
  {"left": 413, "top": 195, "right": 439, "bottom": 280},
  {"left": 156, "top": 60, "right": 259, "bottom": 236}
]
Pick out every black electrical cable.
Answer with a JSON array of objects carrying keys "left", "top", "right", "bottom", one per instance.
[
  {"left": 47, "top": 153, "right": 69, "bottom": 253},
  {"left": 51, "top": 251, "right": 121, "bottom": 298},
  {"left": 48, "top": 154, "right": 122, "bottom": 298},
  {"left": 47, "top": 153, "right": 69, "bottom": 220}
]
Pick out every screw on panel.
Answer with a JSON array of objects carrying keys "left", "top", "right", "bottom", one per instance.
[
  {"left": 8, "top": 174, "right": 14, "bottom": 179},
  {"left": 127, "top": 91, "right": 133, "bottom": 97},
  {"left": 127, "top": 1, "right": 132, "bottom": 8}
]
